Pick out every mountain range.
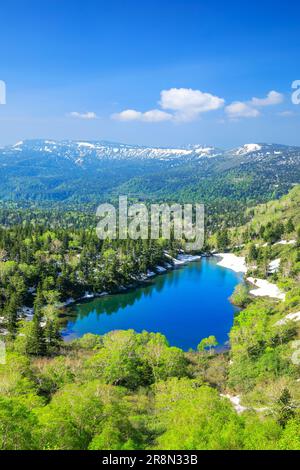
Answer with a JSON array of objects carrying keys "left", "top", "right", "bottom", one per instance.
[{"left": 0, "top": 140, "right": 299, "bottom": 206}]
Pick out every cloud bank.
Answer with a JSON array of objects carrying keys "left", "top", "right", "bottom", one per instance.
[
  {"left": 225, "top": 102, "right": 260, "bottom": 119},
  {"left": 112, "top": 88, "right": 225, "bottom": 123},
  {"left": 113, "top": 109, "right": 173, "bottom": 122},
  {"left": 112, "top": 88, "right": 284, "bottom": 122},
  {"left": 225, "top": 90, "right": 284, "bottom": 119},
  {"left": 68, "top": 111, "right": 98, "bottom": 120}
]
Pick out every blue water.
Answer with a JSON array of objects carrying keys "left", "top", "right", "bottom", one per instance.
[{"left": 62, "top": 258, "right": 243, "bottom": 351}]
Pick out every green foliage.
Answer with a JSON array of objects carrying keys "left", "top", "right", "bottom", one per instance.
[
  {"left": 247, "top": 243, "right": 259, "bottom": 262},
  {"left": 85, "top": 330, "right": 152, "bottom": 389},
  {"left": 216, "top": 230, "right": 230, "bottom": 251},
  {"left": 0, "top": 186, "right": 300, "bottom": 450},
  {"left": 278, "top": 419, "right": 300, "bottom": 450},
  {"left": 0, "top": 396, "right": 38, "bottom": 450},
  {"left": 230, "top": 284, "right": 249, "bottom": 307},
  {"left": 35, "top": 381, "right": 138, "bottom": 450},
  {"left": 242, "top": 415, "right": 282, "bottom": 450},
  {"left": 85, "top": 330, "right": 188, "bottom": 389},
  {"left": 275, "top": 388, "right": 296, "bottom": 428},
  {"left": 197, "top": 336, "right": 218, "bottom": 353},
  {"left": 153, "top": 379, "right": 243, "bottom": 450}
]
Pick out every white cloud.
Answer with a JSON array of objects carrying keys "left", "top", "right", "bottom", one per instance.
[
  {"left": 112, "top": 108, "right": 172, "bottom": 122},
  {"left": 112, "top": 88, "right": 283, "bottom": 123},
  {"left": 278, "top": 110, "right": 295, "bottom": 117},
  {"left": 112, "top": 88, "right": 224, "bottom": 123},
  {"left": 68, "top": 111, "right": 98, "bottom": 120},
  {"left": 142, "top": 109, "right": 173, "bottom": 122},
  {"left": 112, "top": 109, "right": 142, "bottom": 121},
  {"left": 159, "top": 88, "right": 225, "bottom": 121},
  {"left": 251, "top": 90, "right": 284, "bottom": 107},
  {"left": 225, "top": 101, "right": 260, "bottom": 119},
  {"left": 225, "top": 90, "right": 283, "bottom": 120}
]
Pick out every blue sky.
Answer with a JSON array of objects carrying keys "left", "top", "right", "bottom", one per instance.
[{"left": 0, "top": 0, "right": 299, "bottom": 147}]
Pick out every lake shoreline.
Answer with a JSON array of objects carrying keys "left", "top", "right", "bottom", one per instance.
[
  {"left": 62, "top": 256, "right": 242, "bottom": 350},
  {"left": 214, "top": 253, "right": 286, "bottom": 301},
  {"left": 1, "top": 249, "right": 285, "bottom": 340},
  {"left": 60, "top": 252, "right": 203, "bottom": 310}
]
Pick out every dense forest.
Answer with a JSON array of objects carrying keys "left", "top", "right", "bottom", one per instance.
[
  {"left": 1, "top": 141, "right": 299, "bottom": 215},
  {"left": 0, "top": 186, "right": 299, "bottom": 450}
]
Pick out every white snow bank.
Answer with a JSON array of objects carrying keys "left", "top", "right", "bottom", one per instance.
[
  {"left": 63, "top": 298, "right": 76, "bottom": 306},
  {"left": 268, "top": 258, "right": 281, "bottom": 274},
  {"left": 276, "top": 311, "right": 300, "bottom": 326},
  {"left": 156, "top": 266, "right": 167, "bottom": 273},
  {"left": 82, "top": 292, "right": 95, "bottom": 299},
  {"left": 247, "top": 277, "right": 286, "bottom": 301},
  {"left": 235, "top": 144, "right": 262, "bottom": 156},
  {"left": 76, "top": 142, "right": 96, "bottom": 148},
  {"left": 177, "top": 254, "right": 201, "bottom": 263},
  {"left": 215, "top": 253, "right": 247, "bottom": 274},
  {"left": 147, "top": 270, "right": 156, "bottom": 278},
  {"left": 274, "top": 240, "right": 296, "bottom": 246},
  {"left": 164, "top": 252, "right": 201, "bottom": 266}
]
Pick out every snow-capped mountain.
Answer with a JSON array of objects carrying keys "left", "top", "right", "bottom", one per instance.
[
  {"left": 5, "top": 139, "right": 299, "bottom": 164},
  {"left": 5, "top": 140, "right": 223, "bottom": 165},
  {"left": 230, "top": 143, "right": 300, "bottom": 158},
  {"left": 0, "top": 139, "right": 299, "bottom": 204},
  {"left": 232, "top": 144, "right": 262, "bottom": 156}
]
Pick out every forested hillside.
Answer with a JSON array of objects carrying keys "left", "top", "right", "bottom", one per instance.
[
  {"left": 0, "top": 187, "right": 299, "bottom": 450},
  {"left": 0, "top": 140, "right": 299, "bottom": 210}
]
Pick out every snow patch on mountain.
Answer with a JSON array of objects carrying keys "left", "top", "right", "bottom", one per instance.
[{"left": 234, "top": 144, "right": 262, "bottom": 156}]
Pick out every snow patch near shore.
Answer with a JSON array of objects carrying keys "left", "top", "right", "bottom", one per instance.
[
  {"left": 147, "top": 270, "right": 156, "bottom": 278},
  {"left": 274, "top": 240, "right": 296, "bottom": 246},
  {"left": 268, "top": 258, "right": 281, "bottom": 274},
  {"left": 164, "top": 253, "right": 201, "bottom": 266},
  {"left": 215, "top": 253, "right": 247, "bottom": 274},
  {"left": 156, "top": 266, "right": 167, "bottom": 273},
  {"left": 276, "top": 311, "right": 300, "bottom": 326},
  {"left": 247, "top": 277, "right": 286, "bottom": 301},
  {"left": 177, "top": 254, "right": 201, "bottom": 263}
]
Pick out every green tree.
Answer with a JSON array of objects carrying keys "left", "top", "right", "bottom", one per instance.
[
  {"left": 216, "top": 230, "right": 230, "bottom": 251},
  {"left": 0, "top": 397, "right": 38, "bottom": 450},
  {"left": 153, "top": 379, "right": 243, "bottom": 450},
  {"left": 278, "top": 419, "right": 300, "bottom": 450},
  {"left": 230, "top": 284, "right": 249, "bottom": 307},
  {"left": 85, "top": 330, "right": 151, "bottom": 389},
  {"left": 142, "top": 333, "right": 188, "bottom": 382},
  {"left": 25, "top": 286, "right": 46, "bottom": 356},
  {"left": 286, "top": 218, "right": 295, "bottom": 234},
  {"left": 197, "top": 336, "right": 218, "bottom": 354},
  {"left": 275, "top": 388, "right": 296, "bottom": 428},
  {"left": 247, "top": 243, "right": 258, "bottom": 262},
  {"left": 4, "top": 293, "right": 19, "bottom": 334}
]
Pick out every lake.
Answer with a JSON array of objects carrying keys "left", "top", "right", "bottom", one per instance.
[{"left": 62, "top": 257, "right": 243, "bottom": 351}]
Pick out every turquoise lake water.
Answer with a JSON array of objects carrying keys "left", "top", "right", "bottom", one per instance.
[{"left": 62, "top": 257, "right": 243, "bottom": 351}]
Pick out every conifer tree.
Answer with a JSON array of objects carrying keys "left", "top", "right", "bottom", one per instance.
[
  {"left": 275, "top": 388, "right": 296, "bottom": 428},
  {"left": 26, "top": 286, "right": 46, "bottom": 356}
]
